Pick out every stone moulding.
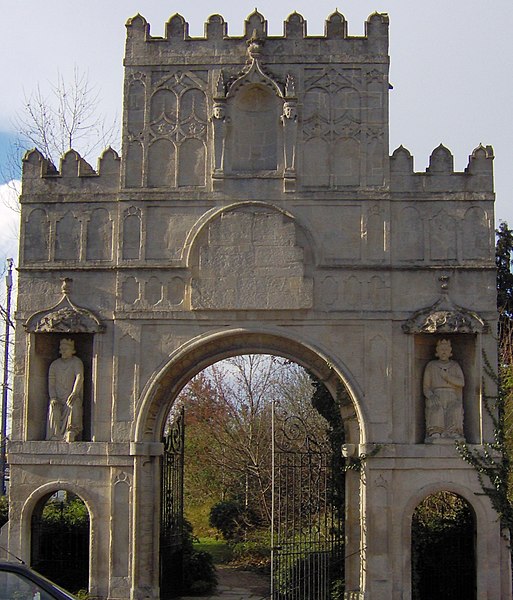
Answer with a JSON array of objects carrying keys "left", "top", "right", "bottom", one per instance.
[
  {"left": 402, "top": 293, "right": 487, "bottom": 334},
  {"left": 25, "top": 282, "right": 105, "bottom": 334}
]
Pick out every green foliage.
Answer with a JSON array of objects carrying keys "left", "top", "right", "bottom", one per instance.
[
  {"left": 309, "top": 377, "right": 345, "bottom": 509},
  {"left": 42, "top": 495, "right": 89, "bottom": 526},
  {"left": 230, "top": 531, "right": 271, "bottom": 570},
  {"left": 181, "top": 519, "right": 218, "bottom": 595},
  {"left": 456, "top": 352, "right": 513, "bottom": 538},
  {"left": 194, "top": 537, "right": 233, "bottom": 564},
  {"left": 456, "top": 224, "right": 513, "bottom": 552},
  {"left": 209, "top": 500, "right": 259, "bottom": 541},
  {"left": 496, "top": 222, "right": 513, "bottom": 320},
  {"left": 0, "top": 495, "right": 8, "bottom": 527}
]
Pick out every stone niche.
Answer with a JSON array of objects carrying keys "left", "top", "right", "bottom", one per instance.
[
  {"left": 26, "top": 333, "right": 94, "bottom": 441},
  {"left": 403, "top": 286, "right": 487, "bottom": 444},
  {"left": 413, "top": 333, "right": 478, "bottom": 444},
  {"left": 23, "top": 280, "right": 104, "bottom": 441}
]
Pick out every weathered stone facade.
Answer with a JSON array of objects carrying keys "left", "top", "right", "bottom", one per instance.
[{"left": 7, "top": 10, "right": 509, "bottom": 599}]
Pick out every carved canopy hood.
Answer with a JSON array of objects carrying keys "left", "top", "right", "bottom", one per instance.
[
  {"left": 402, "top": 278, "right": 487, "bottom": 335},
  {"left": 24, "top": 278, "right": 105, "bottom": 334}
]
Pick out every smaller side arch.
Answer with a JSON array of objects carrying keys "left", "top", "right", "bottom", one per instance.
[
  {"left": 18, "top": 481, "right": 97, "bottom": 564},
  {"left": 401, "top": 481, "right": 496, "bottom": 600}
]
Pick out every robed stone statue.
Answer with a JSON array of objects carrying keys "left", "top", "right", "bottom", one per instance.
[{"left": 46, "top": 338, "right": 84, "bottom": 442}]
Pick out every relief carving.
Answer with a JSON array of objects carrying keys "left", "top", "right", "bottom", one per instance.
[
  {"left": 25, "top": 279, "right": 105, "bottom": 334},
  {"left": 302, "top": 69, "right": 363, "bottom": 188},
  {"left": 402, "top": 284, "right": 486, "bottom": 335},
  {"left": 191, "top": 207, "right": 312, "bottom": 310},
  {"left": 211, "top": 99, "right": 227, "bottom": 173},
  {"left": 281, "top": 99, "right": 298, "bottom": 174}
]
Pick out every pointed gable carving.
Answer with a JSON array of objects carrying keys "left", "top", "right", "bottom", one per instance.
[{"left": 25, "top": 278, "right": 105, "bottom": 333}]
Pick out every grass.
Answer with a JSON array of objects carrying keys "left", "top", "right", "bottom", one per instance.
[{"left": 194, "top": 537, "right": 233, "bottom": 564}]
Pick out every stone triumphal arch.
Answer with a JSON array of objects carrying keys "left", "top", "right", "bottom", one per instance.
[{"left": 7, "top": 9, "right": 510, "bottom": 600}]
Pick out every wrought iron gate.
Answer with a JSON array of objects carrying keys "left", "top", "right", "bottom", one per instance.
[
  {"left": 271, "top": 400, "right": 345, "bottom": 600},
  {"left": 160, "top": 407, "right": 185, "bottom": 599}
]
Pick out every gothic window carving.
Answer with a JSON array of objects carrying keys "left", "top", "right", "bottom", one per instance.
[
  {"left": 125, "top": 142, "right": 143, "bottom": 188},
  {"left": 127, "top": 80, "right": 145, "bottom": 136},
  {"left": 168, "top": 277, "right": 185, "bottom": 305},
  {"left": 145, "top": 276, "right": 163, "bottom": 306},
  {"left": 463, "top": 207, "right": 489, "bottom": 260},
  {"left": 179, "top": 88, "right": 208, "bottom": 124},
  {"left": 146, "top": 75, "right": 208, "bottom": 188},
  {"left": 333, "top": 137, "right": 360, "bottom": 186},
  {"left": 86, "top": 208, "right": 112, "bottom": 262},
  {"left": 25, "top": 208, "right": 49, "bottom": 263},
  {"left": 399, "top": 207, "right": 424, "bottom": 261},
  {"left": 150, "top": 88, "right": 177, "bottom": 126},
  {"left": 122, "top": 208, "right": 142, "bottom": 260},
  {"left": 148, "top": 139, "right": 176, "bottom": 187},
  {"left": 303, "top": 138, "right": 330, "bottom": 187},
  {"left": 430, "top": 210, "right": 457, "bottom": 261},
  {"left": 55, "top": 212, "right": 80, "bottom": 261},
  {"left": 178, "top": 138, "right": 206, "bottom": 187},
  {"left": 122, "top": 276, "right": 140, "bottom": 305}
]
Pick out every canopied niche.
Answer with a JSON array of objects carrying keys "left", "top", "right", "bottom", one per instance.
[
  {"left": 403, "top": 278, "right": 487, "bottom": 444},
  {"left": 213, "top": 30, "right": 297, "bottom": 184},
  {"left": 24, "top": 279, "right": 104, "bottom": 441}
]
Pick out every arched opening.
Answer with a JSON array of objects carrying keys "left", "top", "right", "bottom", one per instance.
[
  {"left": 30, "top": 490, "right": 90, "bottom": 594},
  {"left": 411, "top": 491, "right": 476, "bottom": 600},
  {"left": 158, "top": 351, "right": 354, "bottom": 598}
]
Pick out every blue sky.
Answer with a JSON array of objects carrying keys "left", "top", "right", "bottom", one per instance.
[{"left": 1, "top": 0, "right": 512, "bottom": 265}]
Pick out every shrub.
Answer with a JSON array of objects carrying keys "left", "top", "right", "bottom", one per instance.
[
  {"left": 209, "top": 501, "right": 259, "bottom": 541},
  {"left": 181, "top": 519, "right": 217, "bottom": 595}
]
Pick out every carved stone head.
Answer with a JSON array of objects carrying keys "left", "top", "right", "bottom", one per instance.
[
  {"left": 59, "top": 338, "right": 76, "bottom": 358},
  {"left": 212, "top": 103, "right": 225, "bottom": 120},
  {"left": 283, "top": 102, "right": 297, "bottom": 120},
  {"left": 435, "top": 339, "right": 452, "bottom": 361}
]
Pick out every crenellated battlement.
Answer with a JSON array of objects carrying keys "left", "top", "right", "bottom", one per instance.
[
  {"left": 124, "top": 10, "right": 389, "bottom": 63},
  {"left": 390, "top": 144, "right": 494, "bottom": 193},
  {"left": 22, "top": 143, "right": 493, "bottom": 196},
  {"left": 21, "top": 147, "right": 120, "bottom": 195}
]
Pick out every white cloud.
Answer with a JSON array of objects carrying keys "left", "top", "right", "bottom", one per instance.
[{"left": 0, "top": 181, "right": 21, "bottom": 268}]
